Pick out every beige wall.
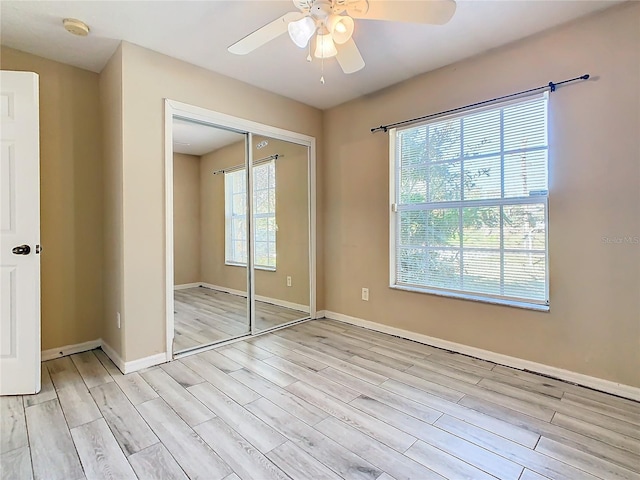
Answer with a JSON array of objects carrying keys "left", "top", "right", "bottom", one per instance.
[
  {"left": 322, "top": 3, "right": 640, "bottom": 387},
  {"left": 0, "top": 46, "right": 104, "bottom": 351},
  {"left": 99, "top": 44, "right": 124, "bottom": 354},
  {"left": 119, "top": 42, "right": 323, "bottom": 361},
  {"left": 173, "top": 153, "right": 201, "bottom": 285},
  {"left": 200, "top": 137, "right": 310, "bottom": 307}
]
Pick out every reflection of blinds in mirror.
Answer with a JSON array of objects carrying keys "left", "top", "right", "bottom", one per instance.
[{"left": 224, "top": 160, "right": 276, "bottom": 269}]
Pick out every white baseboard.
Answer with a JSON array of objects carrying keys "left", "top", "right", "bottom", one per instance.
[
  {"left": 174, "top": 283, "right": 200, "bottom": 290},
  {"left": 42, "top": 339, "right": 166, "bottom": 374},
  {"left": 200, "top": 283, "right": 309, "bottom": 313},
  {"left": 322, "top": 311, "right": 640, "bottom": 402},
  {"left": 41, "top": 339, "right": 101, "bottom": 361}
]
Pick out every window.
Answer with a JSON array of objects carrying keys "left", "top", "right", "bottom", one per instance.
[
  {"left": 390, "top": 93, "right": 549, "bottom": 309},
  {"left": 225, "top": 160, "right": 276, "bottom": 269}
]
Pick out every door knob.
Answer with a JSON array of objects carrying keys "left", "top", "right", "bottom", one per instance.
[{"left": 12, "top": 244, "right": 31, "bottom": 255}]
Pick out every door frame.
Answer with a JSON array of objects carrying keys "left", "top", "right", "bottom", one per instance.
[{"left": 164, "top": 99, "right": 317, "bottom": 361}]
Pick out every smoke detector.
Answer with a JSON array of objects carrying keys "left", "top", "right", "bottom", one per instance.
[{"left": 63, "top": 18, "right": 90, "bottom": 36}]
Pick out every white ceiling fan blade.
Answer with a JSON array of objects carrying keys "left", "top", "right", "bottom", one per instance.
[
  {"left": 336, "top": 38, "right": 365, "bottom": 74},
  {"left": 348, "top": 0, "right": 456, "bottom": 25},
  {"left": 228, "top": 11, "right": 304, "bottom": 55}
]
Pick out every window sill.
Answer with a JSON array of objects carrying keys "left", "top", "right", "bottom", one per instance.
[
  {"left": 225, "top": 262, "right": 276, "bottom": 272},
  {"left": 390, "top": 284, "right": 549, "bottom": 312}
]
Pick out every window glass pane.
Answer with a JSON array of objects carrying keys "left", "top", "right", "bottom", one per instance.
[
  {"left": 232, "top": 170, "right": 245, "bottom": 192},
  {"left": 463, "top": 156, "right": 501, "bottom": 200},
  {"left": 504, "top": 150, "right": 547, "bottom": 198},
  {"left": 503, "top": 204, "right": 546, "bottom": 250},
  {"left": 463, "top": 109, "right": 501, "bottom": 157},
  {"left": 254, "top": 165, "right": 268, "bottom": 190},
  {"left": 254, "top": 191, "right": 269, "bottom": 214},
  {"left": 233, "top": 240, "right": 247, "bottom": 263},
  {"left": 268, "top": 188, "right": 275, "bottom": 212},
  {"left": 504, "top": 252, "right": 546, "bottom": 300},
  {"left": 399, "top": 126, "right": 427, "bottom": 167},
  {"left": 255, "top": 217, "right": 268, "bottom": 241},
  {"left": 232, "top": 218, "right": 246, "bottom": 240},
  {"left": 428, "top": 119, "right": 460, "bottom": 162},
  {"left": 399, "top": 166, "right": 427, "bottom": 204},
  {"left": 462, "top": 206, "right": 500, "bottom": 248},
  {"left": 393, "top": 94, "right": 548, "bottom": 305},
  {"left": 462, "top": 251, "right": 501, "bottom": 295},
  {"left": 428, "top": 162, "right": 461, "bottom": 202},
  {"left": 504, "top": 99, "right": 547, "bottom": 151},
  {"left": 232, "top": 193, "right": 245, "bottom": 216},
  {"left": 255, "top": 241, "right": 269, "bottom": 266}
]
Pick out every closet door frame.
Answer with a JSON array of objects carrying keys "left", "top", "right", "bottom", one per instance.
[{"left": 164, "top": 99, "right": 317, "bottom": 360}]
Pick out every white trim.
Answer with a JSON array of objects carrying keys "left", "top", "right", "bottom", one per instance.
[
  {"left": 122, "top": 352, "right": 167, "bottom": 374},
  {"left": 200, "top": 282, "right": 246, "bottom": 297},
  {"left": 100, "top": 340, "right": 125, "bottom": 372},
  {"left": 42, "top": 339, "right": 166, "bottom": 374},
  {"left": 41, "top": 340, "right": 101, "bottom": 362},
  {"left": 322, "top": 311, "right": 640, "bottom": 402},
  {"left": 174, "top": 283, "right": 200, "bottom": 290},
  {"left": 164, "top": 101, "right": 175, "bottom": 362}
]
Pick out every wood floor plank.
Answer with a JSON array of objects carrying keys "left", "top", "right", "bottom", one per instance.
[
  {"left": 70, "top": 351, "right": 113, "bottom": 389},
  {"left": 519, "top": 470, "right": 552, "bottom": 480},
  {"left": 23, "top": 366, "right": 57, "bottom": 407},
  {"left": 141, "top": 368, "right": 215, "bottom": 426},
  {"left": 137, "top": 398, "right": 231, "bottom": 480},
  {"left": 199, "top": 349, "right": 243, "bottom": 373},
  {"left": 112, "top": 373, "right": 158, "bottom": 406},
  {"left": 406, "top": 440, "right": 497, "bottom": 480},
  {"left": 70, "top": 418, "right": 137, "bottom": 479},
  {"left": 0, "top": 396, "right": 27, "bottom": 454},
  {"left": 89, "top": 382, "right": 158, "bottom": 455},
  {"left": 56, "top": 379, "right": 102, "bottom": 429},
  {"left": 351, "top": 356, "right": 466, "bottom": 403},
  {"left": 561, "top": 392, "right": 640, "bottom": 427},
  {"left": 222, "top": 341, "right": 274, "bottom": 360},
  {"left": 266, "top": 441, "right": 343, "bottom": 480},
  {"left": 286, "top": 381, "right": 417, "bottom": 453},
  {"left": 535, "top": 436, "right": 640, "bottom": 480},
  {"left": 188, "top": 382, "right": 286, "bottom": 454},
  {"left": 246, "top": 397, "right": 382, "bottom": 480},
  {"left": 180, "top": 355, "right": 260, "bottom": 406},
  {"left": 195, "top": 417, "right": 289, "bottom": 479},
  {"left": 128, "top": 443, "right": 188, "bottom": 480},
  {"left": 263, "top": 355, "right": 360, "bottom": 401},
  {"left": 316, "top": 416, "right": 446, "bottom": 480},
  {"left": 434, "top": 414, "right": 601, "bottom": 480},
  {"left": 0, "top": 446, "right": 33, "bottom": 480},
  {"left": 47, "top": 357, "right": 86, "bottom": 390},
  {"left": 230, "top": 368, "right": 328, "bottom": 425},
  {"left": 459, "top": 394, "right": 640, "bottom": 472},
  {"left": 351, "top": 396, "right": 524, "bottom": 480},
  {"left": 25, "top": 399, "right": 84, "bottom": 480},
  {"left": 219, "top": 347, "right": 297, "bottom": 387},
  {"left": 160, "top": 361, "right": 205, "bottom": 388},
  {"left": 319, "top": 367, "right": 443, "bottom": 425},
  {"left": 552, "top": 411, "right": 640, "bottom": 456}
]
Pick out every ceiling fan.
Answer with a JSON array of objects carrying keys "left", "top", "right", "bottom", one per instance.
[{"left": 228, "top": 0, "right": 457, "bottom": 76}]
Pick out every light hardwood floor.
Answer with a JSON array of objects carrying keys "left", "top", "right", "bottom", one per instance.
[
  {"left": 2, "top": 320, "right": 639, "bottom": 480},
  {"left": 174, "top": 287, "right": 309, "bottom": 352}
]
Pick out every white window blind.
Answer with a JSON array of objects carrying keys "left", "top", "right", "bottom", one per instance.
[
  {"left": 390, "top": 93, "right": 549, "bottom": 307},
  {"left": 225, "top": 160, "right": 276, "bottom": 269}
]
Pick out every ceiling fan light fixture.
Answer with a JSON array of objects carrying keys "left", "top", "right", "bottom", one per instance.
[
  {"left": 288, "top": 16, "right": 316, "bottom": 48},
  {"left": 314, "top": 32, "right": 337, "bottom": 59},
  {"left": 327, "top": 14, "right": 354, "bottom": 44}
]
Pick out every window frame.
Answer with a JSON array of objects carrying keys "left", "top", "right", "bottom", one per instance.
[
  {"left": 389, "top": 93, "right": 550, "bottom": 311},
  {"left": 224, "top": 160, "right": 277, "bottom": 271}
]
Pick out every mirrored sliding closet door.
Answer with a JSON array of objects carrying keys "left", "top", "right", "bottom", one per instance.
[
  {"left": 172, "top": 118, "right": 250, "bottom": 354},
  {"left": 170, "top": 115, "right": 312, "bottom": 356}
]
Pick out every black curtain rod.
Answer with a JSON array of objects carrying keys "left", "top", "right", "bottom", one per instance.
[{"left": 371, "top": 74, "right": 590, "bottom": 134}]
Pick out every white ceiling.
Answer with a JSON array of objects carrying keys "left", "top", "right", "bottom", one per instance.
[
  {"left": 172, "top": 117, "right": 244, "bottom": 156},
  {"left": 0, "top": 1, "right": 622, "bottom": 109}
]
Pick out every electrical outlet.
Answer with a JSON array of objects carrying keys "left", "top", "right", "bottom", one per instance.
[
  {"left": 362, "top": 288, "right": 369, "bottom": 301},
  {"left": 116, "top": 312, "right": 121, "bottom": 329},
  {"left": 287, "top": 276, "right": 292, "bottom": 287}
]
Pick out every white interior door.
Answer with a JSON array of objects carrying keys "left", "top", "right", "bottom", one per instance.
[{"left": 0, "top": 71, "right": 41, "bottom": 395}]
